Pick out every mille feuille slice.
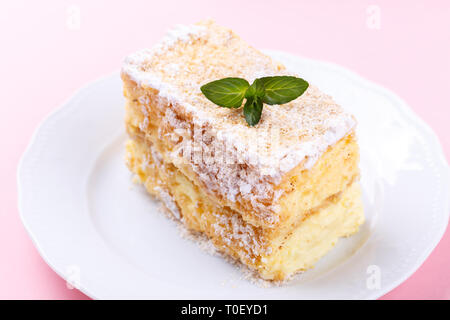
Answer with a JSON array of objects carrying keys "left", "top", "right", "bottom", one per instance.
[{"left": 121, "top": 20, "right": 364, "bottom": 280}]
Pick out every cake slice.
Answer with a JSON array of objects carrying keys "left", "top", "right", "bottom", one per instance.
[{"left": 121, "top": 20, "right": 364, "bottom": 280}]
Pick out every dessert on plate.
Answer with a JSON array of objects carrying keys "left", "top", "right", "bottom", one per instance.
[{"left": 121, "top": 20, "right": 364, "bottom": 281}]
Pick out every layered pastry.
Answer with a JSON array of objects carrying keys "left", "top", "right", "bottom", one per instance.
[{"left": 121, "top": 20, "right": 364, "bottom": 281}]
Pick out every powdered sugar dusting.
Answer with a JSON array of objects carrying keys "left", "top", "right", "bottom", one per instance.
[
  {"left": 160, "top": 24, "right": 206, "bottom": 50},
  {"left": 212, "top": 209, "right": 271, "bottom": 258},
  {"left": 154, "top": 186, "right": 181, "bottom": 220}
]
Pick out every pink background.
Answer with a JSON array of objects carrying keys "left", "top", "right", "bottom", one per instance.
[{"left": 1, "top": 0, "right": 449, "bottom": 299}]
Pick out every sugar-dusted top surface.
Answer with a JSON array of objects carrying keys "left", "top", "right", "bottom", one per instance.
[
  {"left": 122, "top": 20, "right": 356, "bottom": 222},
  {"left": 123, "top": 20, "right": 355, "bottom": 174}
]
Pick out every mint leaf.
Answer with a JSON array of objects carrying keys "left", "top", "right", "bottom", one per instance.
[
  {"left": 200, "top": 77, "right": 250, "bottom": 108},
  {"left": 245, "top": 78, "right": 265, "bottom": 99},
  {"left": 259, "top": 76, "right": 309, "bottom": 105},
  {"left": 243, "top": 96, "right": 263, "bottom": 126}
]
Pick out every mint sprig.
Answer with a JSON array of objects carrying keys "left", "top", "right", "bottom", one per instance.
[{"left": 200, "top": 76, "right": 309, "bottom": 126}]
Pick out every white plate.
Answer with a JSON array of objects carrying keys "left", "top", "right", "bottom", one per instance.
[{"left": 18, "top": 51, "right": 450, "bottom": 300}]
